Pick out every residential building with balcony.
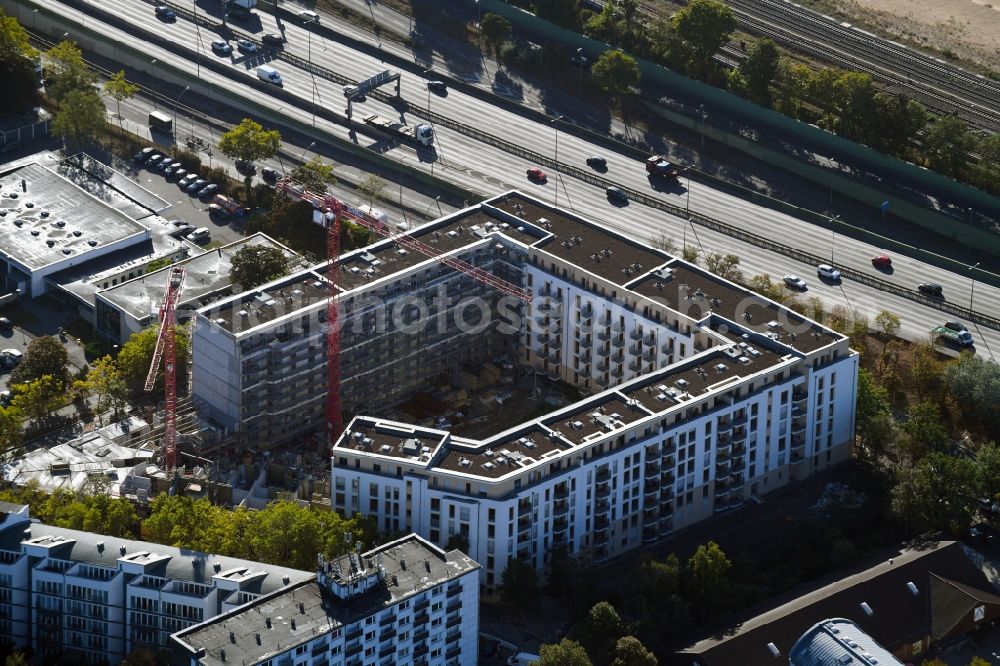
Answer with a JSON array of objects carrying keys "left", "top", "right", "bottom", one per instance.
[
  {"left": 171, "top": 534, "right": 480, "bottom": 666},
  {"left": 328, "top": 193, "right": 858, "bottom": 592},
  {"left": 0, "top": 502, "right": 312, "bottom": 664}
]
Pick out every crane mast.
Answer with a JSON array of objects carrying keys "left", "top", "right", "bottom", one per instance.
[
  {"left": 276, "top": 178, "right": 530, "bottom": 444},
  {"left": 144, "top": 266, "right": 185, "bottom": 472}
]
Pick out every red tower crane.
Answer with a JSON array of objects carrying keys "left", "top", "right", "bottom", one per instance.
[
  {"left": 145, "top": 266, "right": 186, "bottom": 472},
  {"left": 276, "top": 178, "right": 530, "bottom": 443}
]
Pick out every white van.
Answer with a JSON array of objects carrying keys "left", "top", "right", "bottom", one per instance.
[
  {"left": 256, "top": 65, "right": 282, "bottom": 85},
  {"left": 187, "top": 227, "right": 210, "bottom": 243},
  {"left": 507, "top": 653, "right": 540, "bottom": 666}
]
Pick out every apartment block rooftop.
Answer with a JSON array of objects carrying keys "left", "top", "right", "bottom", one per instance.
[
  {"left": 0, "top": 161, "right": 149, "bottom": 271},
  {"left": 172, "top": 534, "right": 478, "bottom": 666}
]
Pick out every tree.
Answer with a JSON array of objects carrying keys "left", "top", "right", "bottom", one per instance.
[
  {"left": 445, "top": 532, "right": 470, "bottom": 554},
  {"left": 10, "top": 335, "right": 70, "bottom": 388},
  {"left": 807, "top": 67, "right": 841, "bottom": 128},
  {"left": 924, "top": 115, "right": 977, "bottom": 179},
  {"left": 687, "top": 541, "right": 730, "bottom": 620},
  {"left": 480, "top": 13, "right": 512, "bottom": 63},
  {"left": 571, "top": 601, "right": 624, "bottom": 664},
  {"left": 776, "top": 61, "right": 812, "bottom": 115},
  {"left": 0, "top": 405, "right": 23, "bottom": 457},
  {"left": 874, "top": 309, "right": 901, "bottom": 340},
  {"left": 746, "top": 274, "right": 785, "bottom": 303},
  {"left": 77, "top": 356, "right": 130, "bottom": 423},
  {"left": 357, "top": 174, "right": 387, "bottom": 209},
  {"left": 977, "top": 132, "right": 1000, "bottom": 188},
  {"left": 218, "top": 119, "right": 281, "bottom": 198},
  {"left": 833, "top": 71, "right": 878, "bottom": 143},
  {"left": 500, "top": 557, "right": 540, "bottom": 613},
  {"left": 11, "top": 375, "right": 66, "bottom": 422},
  {"left": 874, "top": 93, "right": 928, "bottom": 154},
  {"left": 943, "top": 353, "right": 1000, "bottom": 438},
  {"left": 891, "top": 452, "right": 978, "bottom": 535},
  {"left": 908, "top": 340, "right": 943, "bottom": 401},
  {"left": 290, "top": 156, "right": 336, "bottom": 193},
  {"left": 612, "top": 636, "right": 658, "bottom": 666},
  {"left": 104, "top": 70, "right": 138, "bottom": 133},
  {"left": 899, "top": 401, "right": 949, "bottom": 460},
  {"left": 585, "top": 3, "right": 619, "bottom": 45},
  {"left": 0, "top": 12, "right": 35, "bottom": 60},
  {"left": 537, "top": 639, "right": 593, "bottom": 666},
  {"left": 704, "top": 253, "right": 743, "bottom": 284},
  {"left": 120, "top": 648, "right": 160, "bottom": 666},
  {"left": 741, "top": 39, "right": 780, "bottom": 101},
  {"left": 671, "top": 0, "right": 737, "bottom": 78},
  {"left": 855, "top": 369, "right": 892, "bottom": 461},
  {"left": 230, "top": 245, "right": 289, "bottom": 290},
  {"left": 4, "top": 652, "right": 29, "bottom": 666},
  {"left": 116, "top": 325, "right": 191, "bottom": 385},
  {"left": 52, "top": 88, "right": 107, "bottom": 151},
  {"left": 682, "top": 245, "right": 700, "bottom": 264},
  {"left": 974, "top": 443, "right": 1000, "bottom": 502},
  {"left": 591, "top": 50, "right": 641, "bottom": 98},
  {"left": 46, "top": 40, "right": 97, "bottom": 102},
  {"left": 251, "top": 500, "right": 323, "bottom": 569}
]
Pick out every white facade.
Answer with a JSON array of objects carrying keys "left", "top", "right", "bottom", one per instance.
[
  {"left": 0, "top": 504, "right": 312, "bottom": 664},
  {"left": 172, "top": 534, "right": 480, "bottom": 666}
]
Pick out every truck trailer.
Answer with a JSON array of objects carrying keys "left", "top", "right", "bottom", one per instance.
[
  {"left": 646, "top": 155, "right": 679, "bottom": 179},
  {"left": 932, "top": 323, "right": 974, "bottom": 347},
  {"left": 362, "top": 114, "right": 434, "bottom": 147}
]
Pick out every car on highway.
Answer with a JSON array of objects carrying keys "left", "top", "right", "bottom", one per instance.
[
  {"left": 569, "top": 54, "right": 590, "bottom": 69},
  {"left": 586, "top": 156, "right": 607, "bottom": 170},
  {"left": 198, "top": 184, "right": 220, "bottom": 198},
  {"left": 261, "top": 167, "right": 280, "bottom": 183},
  {"left": 783, "top": 274, "right": 807, "bottom": 290},
  {"left": 235, "top": 159, "right": 256, "bottom": 175},
  {"left": 871, "top": 254, "right": 892, "bottom": 269},
  {"left": 918, "top": 282, "right": 944, "bottom": 297},
  {"left": 816, "top": 264, "right": 841, "bottom": 281},
  {"left": 605, "top": 185, "right": 628, "bottom": 203},
  {"left": 426, "top": 80, "right": 447, "bottom": 93},
  {"left": 262, "top": 33, "right": 286, "bottom": 49},
  {"left": 154, "top": 5, "right": 176, "bottom": 20},
  {"left": 944, "top": 320, "right": 968, "bottom": 333},
  {"left": 186, "top": 179, "right": 209, "bottom": 194},
  {"left": 211, "top": 39, "right": 233, "bottom": 56},
  {"left": 178, "top": 174, "right": 199, "bottom": 188},
  {"left": 298, "top": 9, "right": 320, "bottom": 22},
  {"left": 236, "top": 39, "right": 258, "bottom": 55},
  {"left": 526, "top": 167, "right": 547, "bottom": 182}
]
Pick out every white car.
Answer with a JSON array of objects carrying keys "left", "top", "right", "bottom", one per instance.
[
  {"left": 298, "top": 9, "right": 320, "bottom": 22},
  {"left": 783, "top": 275, "right": 807, "bottom": 290},
  {"left": 816, "top": 264, "right": 841, "bottom": 281}
]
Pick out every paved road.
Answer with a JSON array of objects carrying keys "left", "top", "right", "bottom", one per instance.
[
  {"left": 50, "top": 0, "right": 1000, "bottom": 324},
  {"left": 30, "top": 0, "right": 1000, "bottom": 358}
]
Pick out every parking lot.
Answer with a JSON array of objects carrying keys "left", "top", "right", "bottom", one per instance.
[{"left": 122, "top": 151, "right": 248, "bottom": 248}]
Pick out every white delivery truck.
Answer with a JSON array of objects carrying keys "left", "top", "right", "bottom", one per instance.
[{"left": 256, "top": 65, "right": 282, "bottom": 86}]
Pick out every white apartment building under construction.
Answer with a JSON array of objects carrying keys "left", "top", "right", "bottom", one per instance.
[{"left": 189, "top": 192, "right": 857, "bottom": 590}]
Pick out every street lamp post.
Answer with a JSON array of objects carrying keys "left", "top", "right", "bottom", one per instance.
[
  {"left": 31, "top": 9, "right": 37, "bottom": 31},
  {"left": 423, "top": 195, "right": 441, "bottom": 219},
  {"left": 577, "top": 48, "right": 584, "bottom": 96},
  {"left": 300, "top": 141, "right": 316, "bottom": 164},
  {"left": 174, "top": 86, "right": 190, "bottom": 143},
  {"left": 399, "top": 155, "right": 408, "bottom": 225},
  {"left": 551, "top": 115, "right": 562, "bottom": 207},
  {"left": 150, "top": 59, "right": 159, "bottom": 110},
  {"left": 829, "top": 214, "right": 840, "bottom": 264},
  {"left": 685, "top": 167, "right": 692, "bottom": 218},
  {"left": 970, "top": 261, "right": 981, "bottom": 312},
  {"left": 698, "top": 104, "right": 707, "bottom": 155}
]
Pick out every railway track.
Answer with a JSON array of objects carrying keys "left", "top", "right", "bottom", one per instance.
[{"left": 724, "top": 0, "right": 1000, "bottom": 131}]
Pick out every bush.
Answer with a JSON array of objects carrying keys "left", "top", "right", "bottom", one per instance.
[{"left": 175, "top": 149, "right": 202, "bottom": 172}]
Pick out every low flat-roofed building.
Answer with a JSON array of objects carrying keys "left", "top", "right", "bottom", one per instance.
[
  {"left": 171, "top": 534, "right": 480, "bottom": 666},
  {"left": 95, "top": 233, "right": 301, "bottom": 344},
  {"left": 675, "top": 540, "right": 1000, "bottom": 665}
]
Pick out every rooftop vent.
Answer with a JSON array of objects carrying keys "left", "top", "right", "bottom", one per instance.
[
  {"left": 54, "top": 220, "right": 65, "bottom": 228},
  {"left": 97, "top": 541, "right": 104, "bottom": 552},
  {"left": 120, "top": 546, "right": 127, "bottom": 555},
  {"left": 62, "top": 249, "right": 72, "bottom": 255},
  {"left": 229, "top": 630, "right": 235, "bottom": 643},
  {"left": 766, "top": 643, "right": 780, "bottom": 658},
  {"left": 265, "top": 617, "right": 272, "bottom": 629},
  {"left": 290, "top": 618, "right": 296, "bottom": 630},
  {"left": 88, "top": 240, "right": 97, "bottom": 247},
  {"left": 860, "top": 601, "right": 874, "bottom": 616},
  {"left": 907, "top": 581, "right": 919, "bottom": 596},
  {"left": 675, "top": 378, "right": 689, "bottom": 389},
  {"left": 46, "top": 240, "right": 54, "bottom": 247},
  {"left": 282, "top": 575, "right": 289, "bottom": 584},
  {"left": 72, "top": 230, "right": 82, "bottom": 237},
  {"left": 214, "top": 562, "right": 222, "bottom": 572},
  {"left": 30, "top": 230, "right": 38, "bottom": 236}
]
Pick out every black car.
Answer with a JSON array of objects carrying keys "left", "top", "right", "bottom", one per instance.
[
  {"left": 586, "top": 156, "right": 607, "bottom": 169},
  {"left": 261, "top": 167, "right": 280, "bottom": 183},
  {"left": 154, "top": 5, "right": 176, "bottom": 20},
  {"left": 918, "top": 282, "right": 943, "bottom": 297},
  {"left": 262, "top": 33, "right": 286, "bottom": 49},
  {"left": 426, "top": 80, "right": 447, "bottom": 93},
  {"left": 606, "top": 186, "right": 628, "bottom": 203}
]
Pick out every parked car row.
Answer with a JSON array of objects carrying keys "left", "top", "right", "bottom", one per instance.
[{"left": 134, "top": 147, "right": 219, "bottom": 198}]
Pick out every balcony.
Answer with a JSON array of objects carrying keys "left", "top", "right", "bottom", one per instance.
[
  {"left": 553, "top": 517, "right": 568, "bottom": 533},
  {"left": 645, "top": 462, "right": 660, "bottom": 478},
  {"left": 596, "top": 480, "right": 611, "bottom": 496},
  {"left": 548, "top": 350, "right": 561, "bottom": 364},
  {"left": 580, "top": 304, "right": 594, "bottom": 318},
  {"left": 594, "top": 499, "right": 610, "bottom": 514},
  {"left": 731, "top": 445, "right": 746, "bottom": 459},
  {"left": 414, "top": 598, "right": 430, "bottom": 612},
  {"left": 379, "top": 614, "right": 397, "bottom": 627},
  {"left": 447, "top": 645, "right": 463, "bottom": 661},
  {"left": 733, "top": 426, "right": 748, "bottom": 441},
  {"left": 612, "top": 322, "right": 625, "bottom": 334},
  {"left": 630, "top": 328, "right": 643, "bottom": 340},
  {"left": 643, "top": 507, "right": 658, "bottom": 521},
  {"left": 791, "top": 453, "right": 808, "bottom": 468},
  {"left": 628, "top": 359, "right": 643, "bottom": 372},
  {"left": 447, "top": 614, "right": 462, "bottom": 629},
  {"left": 716, "top": 442, "right": 731, "bottom": 458},
  {"left": 594, "top": 516, "right": 610, "bottom": 531},
  {"left": 793, "top": 388, "right": 807, "bottom": 403},
  {"left": 717, "top": 418, "right": 732, "bottom": 433},
  {"left": 662, "top": 454, "right": 675, "bottom": 468},
  {"left": 791, "top": 418, "right": 807, "bottom": 434},
  {"left": 447, "top": 598, "right": 463, "bottom": 614},
  {"left": 596, "top": 469, "right": 611, "bottom": 482},
  {"left": 643, "top": 348, "right": 657, "bottom": 362},
  {"left": 659, "top": 499, "right": 674, "bottom": 515},
  {"left": 594, "top": 531, "right": 609, "bottom": 546},
  {"left": 610, "top": 366, "right": 624, "bottom": 378},
  {"left": 577, "top": 352, "right": 591, "bottom": 364},
  {"left": 414, "top": 628, "right": 430, "bottom": 643},
  {"left": 537, "top": 300, "right": 562, "bottom": 314},
  {"left": 611, "top": 335, "right": 625, "bottom": 349},
  {"left": 597, "top": 330, "right": 610, "bottom": 342},
  {"left": 644, "top": 479, "right": 660, "bottom": 495},
  {"left": 660, "top": 484, "right": 675, "bottom": 500},
  {"left": 643, "top": 526, "right": 658, "bottom": 543},
  {"left": 598, "top": 314, "right": 612, "bottom": 326}
]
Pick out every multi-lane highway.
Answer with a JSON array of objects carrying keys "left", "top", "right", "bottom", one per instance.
[{"left": 28, "top": 0, "right": 1000, "bottom": 355}]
